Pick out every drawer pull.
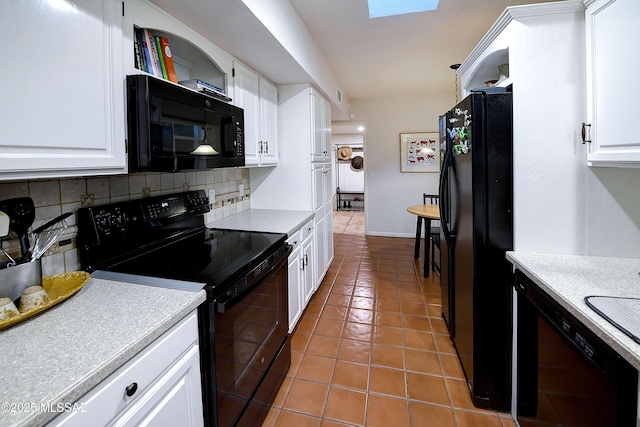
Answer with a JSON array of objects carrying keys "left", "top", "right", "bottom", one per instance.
[
  {"left": 125, "top": 382, "right": 138, "bottom": 397},
  {"left": 581, "top": 122, "right": 591, "bottom": 144}
]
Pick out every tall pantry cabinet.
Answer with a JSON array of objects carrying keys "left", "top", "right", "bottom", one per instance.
[{"left": 250, "top": 84, "right": 334, "bottom": 289}]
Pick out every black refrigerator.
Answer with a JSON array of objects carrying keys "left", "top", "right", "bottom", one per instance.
[{"left": 438, "top": 90, "right": 513, "bottom": 412}]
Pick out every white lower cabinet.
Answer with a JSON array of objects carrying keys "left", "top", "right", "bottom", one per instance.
[
  {"left": 301, "top": 228, "right": 315, "bottom": 305},
  {"left": 287, "top": 231, "right": 303, "bottom": 332},
  {"left": 48, "top": 312, "right": 203, "bottom": 427},
  {"left": 286, "top": 220, "right": 314, "bottom": 332}
]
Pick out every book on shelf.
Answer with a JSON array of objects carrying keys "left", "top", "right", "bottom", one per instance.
[
  {"left": 134, "top": 28, "right": 180, "bottom": 84},
  {"left": 153, "top": 36, "right": 168, "bottom": 80},
  {"left": 179, "top": 79, "right": 232, "bottom": 102},
  {"left": 159, "top": 36, "right": 178, "bottom": 83},
  {"left": 133, "top": 30, "right": 142, "bottom": 71},
  {"left": 144, "top": 29, "right": 162, "bottom": 77},
  {"left": 134, "top": 28, "right": 149, "bottom": 73}
]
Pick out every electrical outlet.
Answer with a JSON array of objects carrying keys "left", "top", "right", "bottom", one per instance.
[{"left": 208, "top": 189, "right": 215, "bottom": 204}]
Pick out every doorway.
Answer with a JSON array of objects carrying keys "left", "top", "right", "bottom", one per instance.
[{"left": 332, "top": 122, "right": 366, "bottom": 219}]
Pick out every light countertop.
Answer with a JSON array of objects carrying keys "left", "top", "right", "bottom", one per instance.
[
  {"left": 0, "top": 277, "right": 206, "bottom": 427},
  {"left": 207, "top": 209, "right": 314, "bottom": 236},
  {"left": 506, "top": 251, "right": 640, "bottom": 370}
]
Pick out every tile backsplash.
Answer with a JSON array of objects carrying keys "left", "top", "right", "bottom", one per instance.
[{"left": 0, "top": 168, "right": 250, "bottom": 276}]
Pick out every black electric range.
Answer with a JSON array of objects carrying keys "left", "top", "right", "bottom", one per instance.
[{"left": 77, "top": 190, "right": 292, "bottom": 427}]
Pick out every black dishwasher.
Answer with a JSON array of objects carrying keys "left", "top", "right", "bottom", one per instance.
[{"left": 515, "top": 271, "right": 637, "bottom": 426}]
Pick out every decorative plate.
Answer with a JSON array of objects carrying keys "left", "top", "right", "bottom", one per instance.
[{"left": 0, "top": 271, "right": 90, "bottom": 331}]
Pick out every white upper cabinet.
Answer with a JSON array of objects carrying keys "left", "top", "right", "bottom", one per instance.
[
  {"left": 0, "top": 0, "right": 127, "bottom": 180},
  {"left": 584, "top": 0, "right": 640, "bottom": 167},
  {"left": 233, "top": 61, "right": 261, "bottom": 164},
  {"left": 310, "top": 88, "right": 326, "bottom": 162},
  {"left": 258, "top": 77, "right": 279, "bottom": 165},
  {"left": 323, "top": 98, "right": 332, "bottom": 163},
  {"left": 233, "top": 61, "right": 278, "bottom": 166}
]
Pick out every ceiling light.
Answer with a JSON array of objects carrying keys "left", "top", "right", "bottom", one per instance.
[
  {"left": 357, "top": 126, "right": 365, "bottom": 132},
  {"left": 367, "top": 0, "right": 439, "bottom": 18}
]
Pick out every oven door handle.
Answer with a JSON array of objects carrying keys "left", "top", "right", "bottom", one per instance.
[{"left": 214, "top": 246, "right": 291, "bottom": 313}]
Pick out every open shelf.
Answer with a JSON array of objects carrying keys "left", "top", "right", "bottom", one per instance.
[
  {"left": 337, "top": 188, "right": 364, "bottom": 211},
  {"left": 463, "top": 48, "right": 509, "bottom": 94},
  {"left": 132, "top": 26, "right": 227, "bottom": 94}
]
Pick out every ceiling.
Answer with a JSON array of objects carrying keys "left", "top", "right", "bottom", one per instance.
[
  {"left": 149, "top": 0, "right": 560, "bottom": 114},
  {"left": 289, "top": 0, "right": 561, "bottom": 102}
]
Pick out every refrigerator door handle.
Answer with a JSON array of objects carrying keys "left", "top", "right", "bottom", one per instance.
[{"left": 439, "top": 147, "right": 454, "bottom": 246}]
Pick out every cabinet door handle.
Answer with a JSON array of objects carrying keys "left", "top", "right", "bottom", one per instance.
[
  {"left": 304, "top": 254, "right": 309, "bottom": 266},
  {"left": 265, "top": 141, "right": 268, "bottom": 153},
  {"left": 581, "top": 122, "right": 591, "bottom": 145},
  {"left": 259, "top": 141, "right": 263, "bottom": 153},
  {"left": 300, "top": 256, "right": 305, "bottom": 270},
  {"left": 125, "top": 382, "right": 138, "bottom": 397}
]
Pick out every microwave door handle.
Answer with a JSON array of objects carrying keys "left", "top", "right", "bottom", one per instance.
[{"left": 231, "top": 115, "right": 238, "bottom": 148}]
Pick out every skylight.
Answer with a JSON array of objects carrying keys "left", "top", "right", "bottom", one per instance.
[{"left": 367, "top": 0, "right": 440, "bottom": 18}]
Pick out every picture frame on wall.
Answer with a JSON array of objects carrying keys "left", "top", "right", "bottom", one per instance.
[{"left": 399, "top": 132, "right": 439, "bottom": 173}]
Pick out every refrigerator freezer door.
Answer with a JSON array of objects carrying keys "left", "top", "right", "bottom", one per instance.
[
  {"left": 448, "top": 95, "right": 477, "bottom": 393},
  {"left": 438, "top": 113, "right": 454, "bottom": 336}
]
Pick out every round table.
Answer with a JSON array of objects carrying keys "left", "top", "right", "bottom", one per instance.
[{"left": 407, "top": 205, "right": 440, "bottom": 278}]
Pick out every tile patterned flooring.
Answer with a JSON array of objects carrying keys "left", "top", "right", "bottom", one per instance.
[{"left": 262, "top": 211, "right": 515, "bottom": 427}]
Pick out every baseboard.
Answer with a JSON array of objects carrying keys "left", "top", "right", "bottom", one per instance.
[{"left": 364, "top": 231, "right": 415, "bottom": 238}]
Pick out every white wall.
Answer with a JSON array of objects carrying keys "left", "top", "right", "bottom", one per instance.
[
  {"left": 240, "top": 0, "right": 350, "bottom": 120},
  {"left": 350, "top": 92, "right": 453, "bottom": 237},
  {"left": 586, "top": 167, "right": 640, "bottom": 257}
]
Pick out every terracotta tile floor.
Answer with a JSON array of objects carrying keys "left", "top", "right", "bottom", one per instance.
[{"left": 262, "top": 211, "right": 515, "bottom": 427}]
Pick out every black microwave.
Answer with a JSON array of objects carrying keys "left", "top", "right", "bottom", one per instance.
[{"left": 126, "top": 75, "right": 244, "bottom": 172}]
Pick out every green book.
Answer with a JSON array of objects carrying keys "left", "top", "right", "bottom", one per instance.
[{"left": 154, "top": 36, "right": 168, "bottom": 80}]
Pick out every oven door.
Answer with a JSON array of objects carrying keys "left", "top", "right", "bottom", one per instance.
[{"left": 211, "top": 250, "right": 290, "bottom": 427}]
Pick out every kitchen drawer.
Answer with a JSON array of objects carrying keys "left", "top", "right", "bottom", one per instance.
[
  {"left": 49, "top": 312, "right": 200, "bottom": 427},
  {"left": 301, "top": 220, "right": 314, "bottom": 241},
  {"left": 110, "top": 345, "right": 203, "bottom": 426},
  {"left": 286, "top": 228, "right": 302, "bottom": 249}
]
